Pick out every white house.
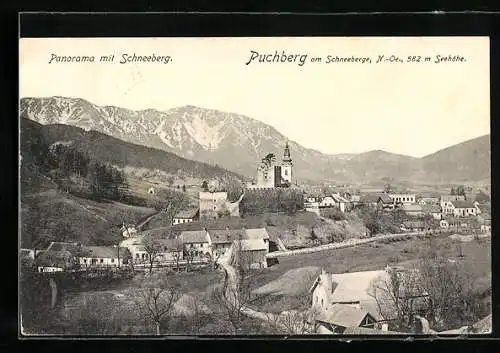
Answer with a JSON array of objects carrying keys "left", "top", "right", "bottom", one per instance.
[
  {"left": 179, "top": 229, "right": 212, "bottom": 257},
  {"left": 331, "top": 193, "right": 351, "bottom": 213},
  {"left": 319, "top": 196, "right": 336, "bottom": 208},
  {"left": 440, "top": 195, "right": 465, "bottom": 208},
  {"left": 172, "top": 208, "right": 199, "bottom": 225},
  {"left": 388, "top": 193, "right": 416, "bottom": 205},
  {"left": 449, "top": 201, "right": 477, "bottom": 217},
  {"left": 79, "top": 246, "right": 128, "bottom": 267}
]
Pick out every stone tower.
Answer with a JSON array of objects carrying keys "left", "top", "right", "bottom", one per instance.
[{"left": 281, "top": 141, "right": 293, "bottom": 185}]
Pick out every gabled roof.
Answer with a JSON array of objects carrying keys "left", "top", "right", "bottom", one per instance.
[
  {"left": 360, "top": 193, "right": 392, "bottom": 204},
  {"left": 174, "top": 208, "right": 199, "bottom": 219},
  {"left": 450, "top": 200, "right": 475, "bottom": 209},
  {"left": 245, "top": 228, "right": 270, "bottom": 241},
  {"left": 402, "top": 204, "right": 423, "bottom": 212},
  {"left": 331, "top": 194, "right": 349, "bottom": 203},
  {"left": 179, "top": 230, "right": 209, "bottom": 243},
  {"left": 158, "top": 239, "right": 183, "bottom": 252},
  {"left": 318, "top": 304, "right": 374, "bottom": 328},
  {"left": 210, "top": 229, "right": 244, "bottom": 244},
  {"left": 236, "top": 239, "right": 267, "bottom": 251},
  {"left": 421, "top": 204, "right": 442, "bottom": 213}
]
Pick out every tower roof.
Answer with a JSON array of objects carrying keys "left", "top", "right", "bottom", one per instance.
[{"left": 283, "top": 141, "right": 292, "bottom": 162}]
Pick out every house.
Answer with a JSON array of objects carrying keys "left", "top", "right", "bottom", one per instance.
[
  {"left": 309, "top": 267, "right": 428, "bottom": 325},
  {"left": 331, "top": 193, "right": 351, "bottom": 213},
  {"left": 210, "top": 228, "right": 245, "bottom": 258},
  {"left": 478, "top": 212, "right": 491, "bottom": 232},
  {"left": 440, "top": 219, "right": 449, "bottom": 229},
  {"left": 388, "top": 193, "right": 416, "bottom": 205},
  {"left": 401, "top": 221, "right": 426, "bottom": 232},
  {"left": 316, "top": 304, "right": 378, "bottom": 334},
  {"left": 245, "top": 228, "right": 270, "bottom": 252},
  {"left": 421, "top": 204, "right": 442, "bottom": 220},
  {"left": 172, "top": 208, "right": 199, "bottom": 225},
  {"left": 232, "top": 238, "right": 268, "bottom": 269},
  {"left": 121, "top": 224, "right": 137, "bottom": 238},
  {"left": 79, "top": 246, "right": 130, "bottom": 267},
  {"left": 127, "top": 239, "right": 183, "bottom": 264},
  {"left": 417, "top": 197, "right": 440, "bottom": 206},
  {"left": 401, "top": 204, "right": 424, "bottom": 217},
  {"left": 305, "top": 201, "right": 320, "bottom": 215},
  {"left": 360, "top": 193, "right": 394, "bottom": 210},
  {"left": 319, "top": 195, "right": 336, "bottom": 208},
  {"left": 179, "top": 229, "right": 212, "bottom": 257},
  {"left": 450, "top": 200, "right": 477, "bottom": 217},
  {"left": 440, "top": 195, "right": 465, "bottom": 208}
]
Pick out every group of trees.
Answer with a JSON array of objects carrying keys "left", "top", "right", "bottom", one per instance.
[
  {"left": 451, "top": 185, "right": 467, "bottom": 197},
  {"left": 241, "top": 189, "right": 304, "bottom": 216}
]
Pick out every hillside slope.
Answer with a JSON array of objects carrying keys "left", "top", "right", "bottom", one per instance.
[{"left": 21, "top": 118, "right": 244, "bottom": 184}]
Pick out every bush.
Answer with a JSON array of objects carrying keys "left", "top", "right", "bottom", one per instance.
[{"left": 320, "top": 208, "right": 346, "bottom": 221}]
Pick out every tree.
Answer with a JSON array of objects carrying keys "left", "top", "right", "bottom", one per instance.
[
  {"left": 201, "top": 180, "right": 208, "bottom": 191},
  {"left": 167, "top": 176, "right": 175, "bottom": 187},
  {"left": 368, "top": 267, "right": 428, "bottom": 332},
  {"left": 133, "top": 272, "right": 181, "bottom": 335},
  {"left": 182, "top": 185, "right": 186, "bottom": 192},
  {"left": 142, "top": 234, "right": 164, "bottom": 274}
]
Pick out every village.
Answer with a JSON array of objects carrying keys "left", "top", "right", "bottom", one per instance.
[{"left": 20, "top": 142, "right": 492, "bottom": 336}]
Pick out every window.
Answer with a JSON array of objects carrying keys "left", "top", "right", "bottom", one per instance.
[
  {"left": 100, "top": 259, "right": 104, "bottom": 263},
  {"left": 284, "top": 169, "right": 288, "bottom": 176},
  {"left": 321, "top": 299, "right": 324, "bottom": 307},
  {"left": 111, "top": 258, "right": 115, "bottom": 263},
  {"left": 83, "top": 259, "right": 87, "bottom": 264}
]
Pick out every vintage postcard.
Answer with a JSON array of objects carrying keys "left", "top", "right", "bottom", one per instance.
[{"left": 19, "top": 37, "right": 491, "bottom": 336}]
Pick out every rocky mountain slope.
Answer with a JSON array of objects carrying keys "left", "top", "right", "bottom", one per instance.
[{"left": 21, "top": 96, "right": 490, "bottom": 184}]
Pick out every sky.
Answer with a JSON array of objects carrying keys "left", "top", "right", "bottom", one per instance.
[{"left": 19, "top": 37, "right": 490, "bottom": 157}]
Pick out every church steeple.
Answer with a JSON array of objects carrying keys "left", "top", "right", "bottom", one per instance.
[{"left": 283, "top": 141, "right": 292, "bottom": 163}]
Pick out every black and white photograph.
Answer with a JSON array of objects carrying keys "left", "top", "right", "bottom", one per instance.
[{"left": 19, "top": 36, "right": 491, "bottom": 336}]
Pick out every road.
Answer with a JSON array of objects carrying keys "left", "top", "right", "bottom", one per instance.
[{"left": 217, "top": 257, "right": 310, "bottom": 333}]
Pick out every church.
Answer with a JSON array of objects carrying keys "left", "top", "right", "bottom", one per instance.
[{"left": 248, "top": 142, "right": 293, "bottom": 189}]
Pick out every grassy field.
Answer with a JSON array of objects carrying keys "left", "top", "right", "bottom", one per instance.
[{"left": 248, "top": 234, "right": 491, "bottom": 312}]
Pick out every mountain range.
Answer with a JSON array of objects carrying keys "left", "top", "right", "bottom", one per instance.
[{"left": 20, "top": 96, "right": 491, "bottom": 185}]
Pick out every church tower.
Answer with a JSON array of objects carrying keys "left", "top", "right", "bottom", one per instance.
[{"left": 281, "top": 141, "right": 293, "bottom": 185}]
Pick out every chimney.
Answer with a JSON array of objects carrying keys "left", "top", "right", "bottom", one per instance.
[{"left": 203, "top": 227, "right": 207, "bottom": 232}]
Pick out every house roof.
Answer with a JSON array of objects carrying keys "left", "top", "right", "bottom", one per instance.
[
  {"left": 245, "top": 228, "right": 270, "bottom": 241},
  {"left": 329, "top": 270, "right": 388, "bottom": 305},
  {"left": 360, "top": 193, "right": 392, "bottom": 204},
  {"left": 318, "top": 304, "right": 373, "bottom": 328},
  {"left": 180, "top": 230, "right": 209, "bottom": 243},
  {"left": 236, "top": 239, "right": 267, "bottom": 251},
  {"left": 343, "top": 326, "right": 404, "bottom": 335},
  {"left": 83, "top": 246, "right": 127, "bottom": 259},
  {"left": 331, "top": 194, "right": 349, "bottom": 203},
  {"left": 210, "top": 229, "right": 244, "bottom": 243},
  {"left": 36, "top": 250, "right": 73, "bottom": 267},
  {"left": 451, "top": 200, "right": 476, "bottom": 209},
  {"left": 402, "top": 204, "right": 423, "bottom": 212},
  {"left": 441, "top": 195, "right": 465, "bottom": 202},
  {"left": 158, "top": 238, "right": 183, "bottom": 251},
  {"left": 350, "top": 195, "right": 361, "bottom": 202},
  {"left": 140, "top": 227, "right": 176, "bottom": 239},
  {"left": 421, "top": 204, "right": 442, "bottom": 213},
  {"left": 174, "top": 208, "right": 199, "bottom": 219}
]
